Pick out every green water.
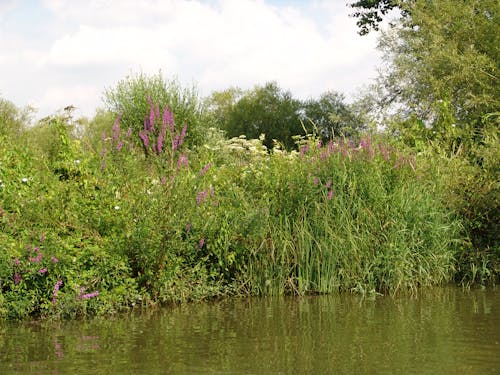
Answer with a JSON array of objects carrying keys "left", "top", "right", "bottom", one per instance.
[{"left": 0, "top": 288, "right": 498, "bottom": 374}]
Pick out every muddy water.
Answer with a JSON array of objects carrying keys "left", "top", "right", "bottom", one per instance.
[{"left": 1, "top": 287, "right": 498, "bottom": 374}]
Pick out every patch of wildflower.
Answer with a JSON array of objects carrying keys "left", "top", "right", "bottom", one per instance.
[
  {"left": 11, "top": 235, "right": 59, "bottom": 288},
  {"left": 52, "top": 280, "right": 63, "bottom": 303},
  {"left": 199, "top": 163, "right": 212, "bottom": 177},
  {"left": 78, "top": 287, "right": 99, "bottom": 300}
]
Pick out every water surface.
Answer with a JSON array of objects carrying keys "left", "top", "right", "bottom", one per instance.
[{"left": 1, "top": 287, "right": 498, "bottom": 374}]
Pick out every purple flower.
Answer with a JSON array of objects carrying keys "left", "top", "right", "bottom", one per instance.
[
  {"left": 327, "top": 190, "right": 334, "bottom": 201},
  {"left": 300, "top": 144, "right": 310, "bottom": 155},
  {"left": 52, "top": 280, "right": 63, "bottom": 304},
  {"left": 144, "top": 117, "right": 151, "bottom": 132},
  {"left": 199, "top": 238, "right": 205, "bottom": 248},
  {"left": 360, "top": 137, "right": 371, "bottom": 150},
  {"left": 147, "top": 96, "right": 155, "bottom": 130},
  {"left": 149, "top": 108, "right": 155, "bottom": 131},
  {"left": 29, "top": 253, "right": 43, "bottom": 263},
  {"left": 14, "top": 258, "right": 20, "bottom": 266},
  {"left": 325, "top": 180, "right": 332, "bottom": 189},
  {"left": 14, "top": 272, "right": 22, "bottom": 285},
  {"left": 116, "top": 141, "right": 124, "bottom": 151},
  {"left": 172, "top": 134, "right": 180, "bottom": 151},
  {"left": 161, "top": 176, "right": 167, "bottom": 185},
  {"left": 178, "top": 124, "right": 188, "bottom": 147},
  {"left": 157, "top": 125, "right": 166, "bottom": 153},
  {"left": 40, "top": 234, "right": 46, "bottom": 242},
  {"left": 177, "top": 154, "right": 189, "bottom": 169},
  {"left": 313, "top": 177, "right": 319, "bottom": 186},
  {"left": 162, "top": 106, "right": 174, "bottom": 132},
  {"left": 100, "top": 147, "right": 107, "bottom": 158},
  {"left": 39, "top": 268, "right": 47, "bottom": 274},
  {"left": 196, "top": 190, "right": 207, "bottom": 205},
  {"left": 139, "top": 130, "right": 149, "bottom": 148},
  {"left": 79, "top": 291, "right": 99, "bottom": 300},
  {"left": 51, "top": 256, "right": 59, "bottom": 264},
  {"left": 328, "top": 140, "right": 335, "bottom": 152},
  {"left": 199, "top": 163, "right": 212, "bottom": 177},
  {"left": 126, "top": 127, "right": 132, "bottom": 138}
]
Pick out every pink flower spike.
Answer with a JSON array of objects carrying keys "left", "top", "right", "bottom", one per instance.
[
  {"left": 199, "top": 163, "right": 212, "bottom": 177},
  {"left": 196, "top": 190, "right": 207, "bottom": 205},
  {"left": 199, "top": 238, "right": 205, "bottom": 248},
  {"left": 177, "top": 154, "right": 189, "bottom": 169},
  {"left": 39, "top": 268, "right": 47, "bottom": 274},
  {"left": 80, "top": 291, "right": 99, "bottom": 300},
  {"left": 178, "top": 124, "right": 188, "bottom": 147},
  {"left": 51, "top": 256, "right": 59, "bottom": 264},
  {"left": 162, "top": 106, "right": 174, "bottom": 132},
  {"left": 14, "top": 258, "right": 20, "bottom": 266},
  {"left": 14, "top": 272, "right": 22, "bottom": 285},
  {"left": 327, "top": 190, "right": 334, "bottom": 201},
  {"left": 326, "top": 180, "right": 332, "bottom": 189}
]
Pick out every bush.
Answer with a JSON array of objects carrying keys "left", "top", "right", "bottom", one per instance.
[{"left": 103, "top": 72, "right": 207, "bottom": 148}]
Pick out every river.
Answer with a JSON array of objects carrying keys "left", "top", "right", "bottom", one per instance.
[{"left": 1, "top": 287, "right": 498, "bottom": 374}]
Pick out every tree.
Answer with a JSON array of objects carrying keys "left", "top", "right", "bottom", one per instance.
[
  {"left": 301, "top": 91, "right": 360, "bottom": 138},
  {"left": 349, "top": 0, "right": 410, "bottom": 35},
  {"left": 224, "top": 82, "right": 303, "bottom": 150},
  {"left": 204, "top": 87, "right": 243, "bottom": 130},
  {"left": 0, "top": 98, "right": 33, "bottom": 140},
  {"left": 375, "top": 0, "right": 499, "bottom": 136}
]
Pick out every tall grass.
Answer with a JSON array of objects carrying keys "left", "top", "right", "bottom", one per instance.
[{"left": 240, "top": 137, "right": 460, "bottom": 296}]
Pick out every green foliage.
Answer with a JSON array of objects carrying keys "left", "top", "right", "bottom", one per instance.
[
  {"left": 222, "top": 82, "right": 303, "bottom": 150},
  {"left": 377, "top": 0, "right": 499, "bottom": 131},
  {"left": 0, "top": 87, "right": 487, "bottom": 320},
  {"left": 302, "top": 91, "right": 361, "bottom": 139},
  {"left": 349, "top": 0, "right": 408, "bottom": 35},
  {"left": 103, "top": 72, "right": 206, "bottom": 147},
  {"left": 239, "top": 135, "right": 459, "bottom": 295},
  {"left": 0, "top": 98, "right": 33, "bottom": 140}
]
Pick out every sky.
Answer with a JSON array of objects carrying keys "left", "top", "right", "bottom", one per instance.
[{"left": 0, "top": 0, "right": 382, "bottom": 120}]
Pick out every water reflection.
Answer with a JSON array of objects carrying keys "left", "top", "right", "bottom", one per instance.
[{"left": 0, "top": 288, "right": 498, "bottom": 374}]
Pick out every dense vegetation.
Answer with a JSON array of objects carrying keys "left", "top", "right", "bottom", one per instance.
[{"left": 0, "top": 0, "right": 498, "bottom": 320}]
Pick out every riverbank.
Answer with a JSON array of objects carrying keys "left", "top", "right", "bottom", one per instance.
[{"left": 0, "top": 98, "right": 497, "bottom": 320}]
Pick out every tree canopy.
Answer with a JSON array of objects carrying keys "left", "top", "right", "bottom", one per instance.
[
  {"left": 349, "top": 0, "right": 409, "bottom": 35},
  {"left": 366, "top": 0, "right": 499, "bottom": 141}
]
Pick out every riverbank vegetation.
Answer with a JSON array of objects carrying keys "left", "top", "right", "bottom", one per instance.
[{"left": 1, "top": 0, "right": 498, "bottom": 320}]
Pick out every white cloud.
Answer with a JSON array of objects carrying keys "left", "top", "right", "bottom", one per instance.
[{"left": 1, "top": 0, "right": 382, "bottom": 118}]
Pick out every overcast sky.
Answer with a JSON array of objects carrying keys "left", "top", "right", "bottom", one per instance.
[{"left": 0, "top": 0, "right": 382, "bottom": 119}]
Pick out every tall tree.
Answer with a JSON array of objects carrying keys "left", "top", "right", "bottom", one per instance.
[
  {"left": 375, "top": 0, "right": 499, "bottom": 134},
  {"left": 302, "top": 91, "right": 360, "bottom": 138},
  {"left": 224, "top": 82, "right": 302, "bottom": 150}
]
